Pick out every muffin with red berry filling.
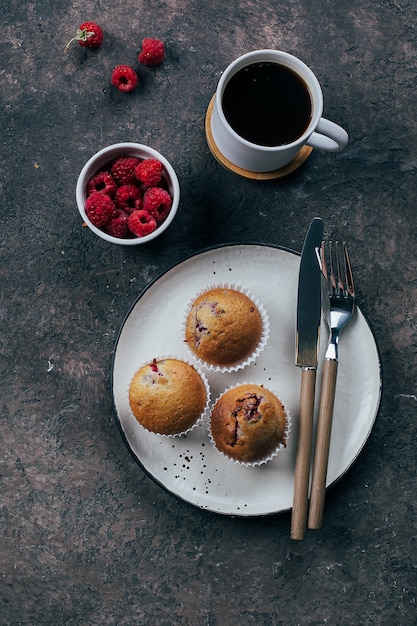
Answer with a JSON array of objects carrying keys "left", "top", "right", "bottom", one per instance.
[
  {"left": 129, "top": 358, "right": 210, "bottom": 436},
  {"left": 209, "top": 383, "right": 290, "bottom": 465},
  {"left": 184, "top": 286, "right": 269, "bottom": 371}
]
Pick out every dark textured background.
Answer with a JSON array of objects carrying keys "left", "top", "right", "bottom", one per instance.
[{"left": 1, "top": 1, "right": 416, "bottom": 624}]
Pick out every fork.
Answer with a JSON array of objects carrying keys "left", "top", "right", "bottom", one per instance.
[{"left": 308, "top": 241, "right": 356, "bottom": 529}]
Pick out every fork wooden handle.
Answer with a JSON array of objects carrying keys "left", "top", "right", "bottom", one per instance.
[
  {"left": 308, "top": 358, "right": 338, "bottom": 529},
  {"left": 291, "top": 367, "right": 316, "bottom": 540}
]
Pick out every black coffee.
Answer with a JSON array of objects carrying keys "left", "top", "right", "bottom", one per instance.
[{"left": 222, "top": 62, "right": 312, "bottom": 147}]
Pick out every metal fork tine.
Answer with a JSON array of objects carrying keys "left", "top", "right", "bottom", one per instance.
[
  {"left": 320, "top": 242, "right": 328, "bottom": 282},
  {"left": 336, "top": 242, "right": 344, "bottom": 295},
  {"left": 343, "top": 242, "right": 355, "bottom": 296},
  {"left": 330, "top": 241, "right": 339, "bottom": 292}
]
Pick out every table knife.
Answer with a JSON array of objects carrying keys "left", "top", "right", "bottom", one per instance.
[{"left": 291, "top": 217, "right": 324, "bottom": 540}]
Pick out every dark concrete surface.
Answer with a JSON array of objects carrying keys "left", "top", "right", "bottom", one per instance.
[{"left": 1, "top": 1, "right": 416, "bottom": 624}]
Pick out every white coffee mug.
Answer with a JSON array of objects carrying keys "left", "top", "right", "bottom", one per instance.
[{"left": 210, "top": 50, "right": 348, "bottom": 172}]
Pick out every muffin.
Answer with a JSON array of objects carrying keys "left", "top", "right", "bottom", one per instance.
[
  {"left": 209, "top": 384, "right": 289, "bottom": 464},
  {"left": 129, "top": 358, "right": 209, "bottom": 436},
  {"left": 184, "top": 287, "right": 267, "bottom": 370}
]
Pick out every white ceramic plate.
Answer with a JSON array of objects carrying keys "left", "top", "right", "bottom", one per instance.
[{"left": 112, "top": 244, "right": 382, "bottom": 516}]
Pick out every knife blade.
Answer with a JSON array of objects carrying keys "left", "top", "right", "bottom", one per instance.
[{"left": 291, "top": 217, "right": 324, "bottom": 540}]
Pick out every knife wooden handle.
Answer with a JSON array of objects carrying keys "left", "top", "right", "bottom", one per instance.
[
  {"left": 308, "top": 358, "right": 338, "bottom": 529},
  {"left": 291, "top": 367, "right": 316, "bottom": 540}
]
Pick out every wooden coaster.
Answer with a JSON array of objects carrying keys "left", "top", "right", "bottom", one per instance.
[{"left": 205, "top": 95, "right": 313, "bottom": 180}]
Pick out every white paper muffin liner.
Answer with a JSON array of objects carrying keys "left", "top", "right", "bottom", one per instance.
[
  {"left": 207, "top": 382, "right": 291, "bottom": 467},
  {"left": 183, "top": 283, "right": 270, "bottom": 373},
  {"left": 127, "top": 355, "right": 211, "bottom": 438}
]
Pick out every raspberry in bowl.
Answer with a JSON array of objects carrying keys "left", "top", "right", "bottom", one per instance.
[{"left": 76, "top": 142, "right": 180, "bottom": 245}]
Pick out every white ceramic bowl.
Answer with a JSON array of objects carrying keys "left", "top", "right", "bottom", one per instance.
[{"left": 76, "top": 142, "right": 180, "bottom": 245}]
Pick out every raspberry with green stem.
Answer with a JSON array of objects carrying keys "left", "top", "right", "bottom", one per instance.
[{"left": 64, "top": 22, "right": 103, "bottom": 52}]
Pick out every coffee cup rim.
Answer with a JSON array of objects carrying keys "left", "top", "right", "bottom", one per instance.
[{"left": 215, "top": 49, "right": 324, "bottom": 152}]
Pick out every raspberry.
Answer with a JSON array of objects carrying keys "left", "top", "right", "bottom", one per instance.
[
  {"left": 138, "top": 38, "right": 165, "bottom": 66},
  {"left": 111, "top": 65, "right": 139, "bottom": 93},
  {"left": 127, "top": 210, "right": 157, "bottom": 237},
  {"left": 110, "top": 155, "right": 141, "bottom": 185},
  {"left": 87, "top": 171, "right": 117, "bottom": 196},
  {"left": 142, "top": 187, "right": 172, "bottom": 224},
  {"left": 107, "top": 211, "right": 130, "bottom": 238},
  {"left": 85, "top": 192, "right": 117, "bottom": 227},
  {"left": 114, "top": 184, "right": 143, "bottom": 213},
  {"left": 134, "top": 159, "right": 163, "bottom": 188},
  {"left": 65, "top": 22, "right": 103, "bottom": 52}
]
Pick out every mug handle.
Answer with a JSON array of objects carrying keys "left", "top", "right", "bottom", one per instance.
[{"left": 306, "top": 118, "right": 348, "bottom": 152}]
